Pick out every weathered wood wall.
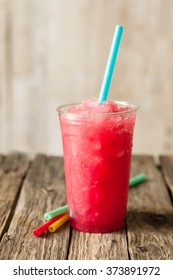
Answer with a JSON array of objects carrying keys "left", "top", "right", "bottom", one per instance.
[{"left": 0, "top": 0, "right": 173, "bottom": 157}]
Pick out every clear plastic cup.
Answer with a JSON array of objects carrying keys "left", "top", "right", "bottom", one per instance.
[{"left": 57, "top": 101, "right": 138, "bottom": 233}]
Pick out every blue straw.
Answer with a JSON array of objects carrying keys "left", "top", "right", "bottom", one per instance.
[{"left": 98, "top": 25, "right": 123, "bottom": 104}]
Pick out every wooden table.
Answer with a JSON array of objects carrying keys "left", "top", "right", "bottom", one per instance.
[{"left": 0, "top": 153, "right": 173, "bottom": 260}]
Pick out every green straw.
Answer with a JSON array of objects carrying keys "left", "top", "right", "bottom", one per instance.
[
  {"left": 44, "top": 204, "right": 68, "bottom": 220},
  {"left": 44, "top": 174, "right": 146, "bottom": 220},
  {"left": 129, "top": 174, "right": 146, "bottom": 188},
  {"left": 98, "top": 25, "right": 123, "bottom": 104}
]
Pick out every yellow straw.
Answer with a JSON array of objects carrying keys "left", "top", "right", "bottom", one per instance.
[{"left": 48, "top": 212, "right": 69, "bottom": 233}]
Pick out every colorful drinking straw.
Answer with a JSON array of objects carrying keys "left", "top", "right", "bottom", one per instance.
[
  {"left": 44, "top": 174, "right": 146, "bottom": 218},
  {"left": 44, "top": 204, "right": 68, "bottom": 221},
  {"left": 98, "top": 25, "right": 123, "bottom": 104},
  {"left": 48, "top": 213, "right": 69, "bottom": 233},
  {"left": 129, "top": 174, "right": 146, "bottom": 188},
  {"left": 33, "top": 174, "right": 146, "bottom": 236},
  {"left": 33, "top": 213, "right": 65, "bottom": 237}
]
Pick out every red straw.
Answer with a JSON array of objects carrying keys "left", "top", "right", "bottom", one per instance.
[{"left": 33, "top": 213, "right": 66, "bottom": 237}]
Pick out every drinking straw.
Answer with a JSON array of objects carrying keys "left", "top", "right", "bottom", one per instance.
[
  {"left": 98, "top": 25, "right": 123, "bottom": 104},
  {"left": 129, "top": 174, "right": 146, "bottom": 188},
  {"left": 41, "top": 173, "right": 145, "bottom": 230},
  {"left": 48, "top": 212, "right": 69, "bottom": 233},
  {"left": 33, "top": 213, "right": 66, "bottom": 237},
  {"left": 44, "top": 204, "right": 68, "bottom": 221}
]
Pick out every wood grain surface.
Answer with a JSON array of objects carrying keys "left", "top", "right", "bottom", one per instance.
[
  {"left": 0, "top": 154, "right": 173, "bottom": 260},
  {"left": 68, "top": 228, "right": 128, "bottom": 260},
  {"left": 0, "top": 153, "right": 29, "bottom": 241},
  {"left": 160, "top": 156, "right": 173, "bottom": 201},
  {"left": 127, "top": 156, "right": 173, "bottom": 260},
  {"left": 0, "top": 155, "right": 70, "bottom": 260}
]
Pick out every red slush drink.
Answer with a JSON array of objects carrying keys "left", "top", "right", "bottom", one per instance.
[{"left": 57, "top": 99, "right": 138, "bottom": 233}]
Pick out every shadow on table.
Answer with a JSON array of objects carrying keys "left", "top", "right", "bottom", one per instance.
[{"left": 126, "top": 210, "right": 173, "bottom": 231}]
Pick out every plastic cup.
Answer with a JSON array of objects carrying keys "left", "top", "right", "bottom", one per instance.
[{"left": 57, "top": 101, "right": 138, "bottom": 233}]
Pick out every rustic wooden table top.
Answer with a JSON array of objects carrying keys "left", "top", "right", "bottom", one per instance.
[{"left": 0, "top": 153, "right": 173, "bottom": 260}]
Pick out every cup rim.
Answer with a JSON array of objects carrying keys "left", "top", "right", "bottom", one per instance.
[{"left": 56, "top": 100, "right": 139, "bottom": 117}]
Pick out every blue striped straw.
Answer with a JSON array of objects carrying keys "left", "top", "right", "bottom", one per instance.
[{"left": 98, "top": 25, "right": 123, "bottom": 104}]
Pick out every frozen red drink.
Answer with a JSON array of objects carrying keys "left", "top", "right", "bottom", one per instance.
[{"left": 57, "top": 99, "right": 137, "bottom": 233}]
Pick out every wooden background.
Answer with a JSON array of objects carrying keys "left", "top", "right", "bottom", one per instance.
[{"left": 0, "top": 0, "right": 173, "bottom": 157}]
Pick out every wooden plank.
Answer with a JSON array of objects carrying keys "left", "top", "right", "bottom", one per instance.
[
  {"left": 0, "top": 153, "right": 29, "bottom": 240},
  {"left": 127, "top": 156, "right": 173, "bottom": 260},
  {"left": 0, "top": 155, "right": 70, "bottom": 260},
  {"left": 160, "top": 156, "right": 173, "bottom": 201},
  {"left": 68, "top": 229, "right": 128, "bottom": 260}
]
